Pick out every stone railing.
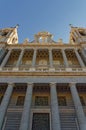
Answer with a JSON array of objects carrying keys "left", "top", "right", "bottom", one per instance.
[{"left": 0, "top": 66, "right": 86, "bottom": 72}]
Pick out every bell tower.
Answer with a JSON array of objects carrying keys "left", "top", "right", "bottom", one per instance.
[
  {"left": 69, "top": 26, "right": 86, "bottom": 44},
  {"left": 0, "top": 25, "right": 18, "bottom": 44}
]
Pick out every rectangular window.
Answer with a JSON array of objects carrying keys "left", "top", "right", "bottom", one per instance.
[
  {"left": 16, "top": 96, "right": 25, "bottom": 106},
  {"left": 32, "top": 113, "right": 50, "bottom": 130},
  {"left": 58, "top": 96, "right": 67, "bottom": 106},
  {"left": 35, "top": 96, "right": 48, "bottom": 106}
]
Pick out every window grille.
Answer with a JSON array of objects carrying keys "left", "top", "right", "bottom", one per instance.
[{"left": 35, "top": 96, "right": 48, "bottom": 106}]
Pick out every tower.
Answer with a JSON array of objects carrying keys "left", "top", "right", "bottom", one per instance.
[
  {"left": 70, "top": 26, "right": 86, "bottom": 44},
  {"left": 0, "top": 25, "right": 18, "bottom": 44}
]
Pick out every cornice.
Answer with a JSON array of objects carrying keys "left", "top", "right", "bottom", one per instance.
[
  {"left": 0, "top": 71, "right": 86, "bottom": 77},
  {"left": 4, "top": 43, "right": 82, "bottom": 50},
  {"left": 0, "top": 41, "right": 86, "bottom": 50}
]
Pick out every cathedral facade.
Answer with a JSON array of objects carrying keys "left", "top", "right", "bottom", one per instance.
[{"left": 0, "top": 26, "right": 86, "bottom": 130}]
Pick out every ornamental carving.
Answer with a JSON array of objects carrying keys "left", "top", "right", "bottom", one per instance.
[{"left": 38, "top": 59, "right": 47, "bottom": 65}]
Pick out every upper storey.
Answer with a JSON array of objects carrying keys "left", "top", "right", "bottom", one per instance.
[
  {"left": 0, "top": 26, "right": 86, "bottom": 74},
  {"left": 0, "top": 26, "right": 18, "bottom": 44},
  {"left": 69, "top": 26, "right": 86, "bottom": 44},
  {"left": 0, "top": 26, "right": 86, "bottom": 46}
]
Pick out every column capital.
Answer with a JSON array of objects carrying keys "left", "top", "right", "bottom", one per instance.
[
  {"left": 8, "top": 48, "right": 12, "bottom": 51},
  {"left": 49, "top": 48, "right": 52, "bottom": 51},
  {"left": 74, "top": 48, "right": 78, "bottom": 50},
  {"left": 61, "top": 48, "right": 65, "bottom": 51},
  {"left": 34, "top": 48, "right": 37, "bottom": 51},
  {"left": 27, "top": 82, "right": 34, "bottom": 86},
  {"left": 69, "top": 82, "right": 76, "bottom": 87},
  {"left": 20, "top": 48, "right": 25, "bottom": 51},
  {"left": 50, "top": 82, "right": 57, "bottom": 86},
  {"left": 8, "top": 82, "right": 15, "bottom": 87}
]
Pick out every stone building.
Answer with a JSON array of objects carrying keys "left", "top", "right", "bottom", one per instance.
[{"left": 0, "top": 26, "right": 86, "bottom": 130}]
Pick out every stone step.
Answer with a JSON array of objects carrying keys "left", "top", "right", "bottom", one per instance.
[
  {"left": 4, "top": 112, "right": 22, "bottom": 130},
  {"left": 60, "top": 112, "right": 78, "bottom": 130}
]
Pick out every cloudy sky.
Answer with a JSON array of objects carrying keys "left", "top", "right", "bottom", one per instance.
[{"left": 0, "top": 0, "right": 86, "bottom": 43}]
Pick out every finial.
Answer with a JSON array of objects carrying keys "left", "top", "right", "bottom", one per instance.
[
  {"left": 69, "top": 24, "right": 73, "bottom": 28},
  {"left": 23, "top": 38, "right": 29, "bottom": 44},
  {"left": 15, "top": 24, "right": 19, "bottom": 29}
]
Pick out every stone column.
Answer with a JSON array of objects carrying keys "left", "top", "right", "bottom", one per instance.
[
  {"left": 81, "top": 49, "right": 86, "bottom": 63},
  {"left": 49, "top": 49, "right": 53, "bottom": 68},
  {"left": 0, "top": 49, "right": 12, "bottom": 68},
  {"left": 0, "top": 49, "right": 5, "bottom": 62},
  {"left": 0, "top": 49, "right": 5, "bottom": 58},
  {"left": 0, "top": 83, "right": 14, "bottom": 130},
  {"left": 61, "top": 49, "right": 69, "bottom": 67},
  {"left": 16, "top": 49, "right": 24, "bottom": 67},
  {"left": 69, "top": 83, "right": 86, "bottom": 130},
  {"left": 50, "top": 82, "right": 61, "bottom": 130},
  {"left": 32, "top": 49, "right": 37, "bottom": 68},
  {"left": 19, "top": 83, "right": 33, "bottom": 130},
  {"left": 74, "top": 49, "right": 85, "bottom": 67},
  {"left": 0, "top": 48, "right": 2, "bottom": 59}
]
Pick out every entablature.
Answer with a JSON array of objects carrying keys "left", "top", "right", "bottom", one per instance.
[
  {"left": 0, "top": 70, "right": 86, "bottom": 77},
  {"left": 5, "top": 44, "right": 82, "bottom": 51}
]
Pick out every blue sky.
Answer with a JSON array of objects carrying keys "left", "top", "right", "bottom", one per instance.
[{"left": 0, "top": 0, "right": 86, "bottom": 43}]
